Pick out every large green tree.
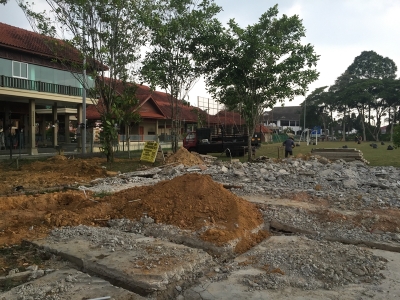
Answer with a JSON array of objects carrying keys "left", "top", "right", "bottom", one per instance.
[
  {"left": 140, "top": 0, "right": 222, "bottom": 153},
  {"left": 333, "top": 51, "right": 397, "bottom": 141},
  {"left": 19, "top": 0, "right": 150, "bottom": 162},
  {"left": 376, "top": 78, "right": 400, "bottom": 141},
  {"left": 199, "top": 5, "right": 319, "bottom": 160},
  {"left": 301, "top": 86, "right": 336, "bottom": 138}
]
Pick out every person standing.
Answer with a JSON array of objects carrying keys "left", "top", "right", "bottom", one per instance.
[{"left": 283, "top": 136, "right": 295, "bottom": 158}]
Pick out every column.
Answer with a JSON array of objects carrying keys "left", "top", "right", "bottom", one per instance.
[
  {"left": 156, "top": 119, "right": 159, "bottom": 141},
  {"left": 28, "top": 99, "right": 38, "bottom": 155},
  {"left": 52, "top": 103, "right": 58, "bottom": 146},
  {"left": 76, "top": 103, "right": 82, "bottom": 151}
]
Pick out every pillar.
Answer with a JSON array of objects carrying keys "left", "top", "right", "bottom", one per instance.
[
  {"left": 52, "top": 103, "right": 58, "bottom": 147},
  {"left": 76, "top": 103, "right": 82, "bottom": 150},
  {"left": 28, "top": 99, "right": 38, "bottom": 155}
]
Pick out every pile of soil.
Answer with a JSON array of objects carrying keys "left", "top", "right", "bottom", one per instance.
[
  {"left": 164, "top": 147, "right": 205, "bottom": 166},
  {"left": 0, "top": 173, "right": 266, "bottom": 252},
  {"left": 108, "top": 173, "right": 266, "bottom": 249},
  {"left": 0, "top": 156, "right": 114, "bottom": 195}
]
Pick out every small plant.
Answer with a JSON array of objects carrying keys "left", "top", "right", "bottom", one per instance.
[{"left": 314, "top": 184, "right": 322, "bottom": 191}]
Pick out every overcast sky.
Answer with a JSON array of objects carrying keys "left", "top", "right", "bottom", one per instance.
[{"left": 1, "top": 0, "right": 400, "bottom": 108}]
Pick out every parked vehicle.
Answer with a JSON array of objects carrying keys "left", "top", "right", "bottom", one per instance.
[{"left": 183, "top": 128, "right": 261, "bottom": 156}]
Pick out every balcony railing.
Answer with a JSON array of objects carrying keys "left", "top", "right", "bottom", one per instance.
[{"left": 0, "top": 75, "right": 83, "bottom": 97}]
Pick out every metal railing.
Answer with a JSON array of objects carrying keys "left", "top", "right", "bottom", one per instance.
[
  {"left": 0, "top": 75, "right": 83, "bottom": 97},
  {"left": 119, "top": 134, "right": 158, "bottom": 142}
]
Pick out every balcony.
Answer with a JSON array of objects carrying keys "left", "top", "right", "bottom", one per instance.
[{"left": 0, "top": 75, "right": 83, "bottom": 97}]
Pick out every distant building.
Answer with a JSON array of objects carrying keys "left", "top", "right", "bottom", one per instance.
[{"left": 263, "top": 106, "right": 302, "bottom": 135}]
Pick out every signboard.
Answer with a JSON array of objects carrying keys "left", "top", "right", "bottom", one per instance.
[
  {"left": 311, "top": 126, "right": 321, "bottom": 137},
  {"left": 140, "top": 141, "right": 159, "bottom": 163}
]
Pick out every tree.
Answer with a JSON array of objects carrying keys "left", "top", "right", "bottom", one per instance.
[
  {"left": 302, "top": 86, "right": 336, "bottom": 137},
  {"left": 19, "top": 0, "right": 149, "bottom": 162},
  {"left": 140, "top": 0, "right": 222, "bottom": 153},
  {"left": 200, "top": 5, "right": 319, "bottom": 160},
  {"left": 378, "top": 78, "right": 400, "bottom": 141},
  {"left": 393, "top": 125, "right": 400, "bottom": 148},
  {"left": 113, "top": 83, "right": 142, "bottom": 159},
  {"left": 333, "top": 51, "right": 397, "bottom": 141}
]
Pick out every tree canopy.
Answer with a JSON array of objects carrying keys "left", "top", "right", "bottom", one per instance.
[
  {"left": 199, "top": 4, "right": 319, "bottom": 160},
  {"left": 140, "top": 0, "right": 222, "bottom": 152}
]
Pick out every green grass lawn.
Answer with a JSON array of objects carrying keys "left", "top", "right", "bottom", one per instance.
[{"left": 256, "top": 141, "right": 400, "bottom": 167}]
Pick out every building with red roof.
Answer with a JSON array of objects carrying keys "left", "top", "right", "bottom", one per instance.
[
  {"left": 0, "top": 22, "right": 251, "bottom": 153},
  {"left": 0, "top": 22, "right": 89, "bottom": 154}
]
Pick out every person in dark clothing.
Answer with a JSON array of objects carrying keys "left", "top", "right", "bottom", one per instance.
[{"left": 283, "top": 137, "right": 295, "bottom": 158}]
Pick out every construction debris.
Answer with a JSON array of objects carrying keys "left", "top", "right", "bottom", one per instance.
[{"left": 311, "top": 148, "right": 369, "bottom": 164}]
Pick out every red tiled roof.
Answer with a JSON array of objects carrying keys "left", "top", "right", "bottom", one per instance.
[
  {"left": 0, "top": 22, "right": 82, "bottom": 63},
  {"left": 86, "top": 79, "right": 199, "bottom": 122},
  {"left": 86, "top": 78, "right": 250, "bottom": 126}
]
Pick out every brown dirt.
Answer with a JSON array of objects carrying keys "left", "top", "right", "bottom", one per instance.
[
  {"left": 0, "top": 155, "right": 116, "bottom": 195},
  {"left": 0, "top": 173, "right": 265, "bottom": 253},
  {"left": 164, "top": 146, "right": 205, "bottom": 166},
  {"left": 312, "top": 208, "right": 400, "bottom": 233}
]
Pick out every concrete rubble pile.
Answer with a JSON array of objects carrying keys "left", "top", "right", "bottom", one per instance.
[{"left": 3, "top": 155, "right": 400, "bottom": 299}]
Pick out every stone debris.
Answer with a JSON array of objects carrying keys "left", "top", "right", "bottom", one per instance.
[
  {"left": 2, "top": 156, "right": 400, "bottom": 299},
  {"left": 240, "top": 236, "right": 388, "bottom": 291}
]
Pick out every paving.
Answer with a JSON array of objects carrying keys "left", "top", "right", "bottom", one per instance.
[
  {"left": 30, "top": 226, "right": 212, "bottom": 299},
  {"left": 184, "top": 237, "right": 400, "bottom": 300},
  {"left": 0, "top": 268, "right": 145, "bottom": 300},
  {"left": 3, "top": 236, "right": 400, "bottom": 300}
]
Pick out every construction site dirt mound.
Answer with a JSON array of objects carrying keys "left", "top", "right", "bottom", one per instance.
[
  {"left": 0, "top": 156, "right": 112, "bottom": 195},
  {"left": 164, "top": 146, "right": 205, "bottom": 166},
  {"left": 0, "top": 173, "right": 266, "bottom": 252}
]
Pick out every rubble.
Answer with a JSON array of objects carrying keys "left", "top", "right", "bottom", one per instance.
[{"left": 2, "top": 155, "right": 400, "bottom": 299}]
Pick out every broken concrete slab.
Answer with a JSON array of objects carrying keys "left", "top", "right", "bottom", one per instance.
[
  {"left": 183, "top": 236, "right": 400, "bottom": 300},
  {"left": 0, "top": 268, "right": 145, "bottom": 300},
  {"left": 31, "top": 226, "right": 212, "bottom": 297}
]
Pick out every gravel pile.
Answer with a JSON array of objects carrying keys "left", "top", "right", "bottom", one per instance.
[{"left": 241, "top": 237, "right": 388, "bottom": 290}]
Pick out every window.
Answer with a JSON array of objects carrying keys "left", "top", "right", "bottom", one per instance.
[
  {"left": 280, "top": 120, "right": 289, "bottom": 126},
  {"left": 12, "top": 61, "right": 28, "bottom": 79}
]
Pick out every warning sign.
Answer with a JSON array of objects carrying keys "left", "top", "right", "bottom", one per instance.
[{"left": 140, "top": 141, "right": 159, "bottom": 163}]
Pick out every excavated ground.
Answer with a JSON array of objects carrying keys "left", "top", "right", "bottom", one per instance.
[{"left": 1, "top": 148, "right": 400, "bottom": 299}]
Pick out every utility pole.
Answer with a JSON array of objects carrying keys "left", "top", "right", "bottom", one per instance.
[{"left": 81, "top": 10, "right": 86, "bottom": 154}]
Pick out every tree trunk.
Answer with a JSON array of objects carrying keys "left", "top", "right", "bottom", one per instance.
[
  {"left": 247, "top": 126, "right": 252, "bottom": 161},
  {"left": 342, "top": 112, "right": 346, "bottom": 141},
  {"left": 126, "top": 124, "right": 130, "bottom": 159},
  {"left": 361, "top": 117, "right": 366, "bottom": 142}
]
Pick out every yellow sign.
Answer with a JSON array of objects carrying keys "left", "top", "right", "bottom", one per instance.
[{"left": 140, "top": 141, "right": 159, "bottom": 163}]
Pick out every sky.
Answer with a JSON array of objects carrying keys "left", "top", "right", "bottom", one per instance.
[{"left": 1, "top": 0, "right": 400, "bottom": 108}]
